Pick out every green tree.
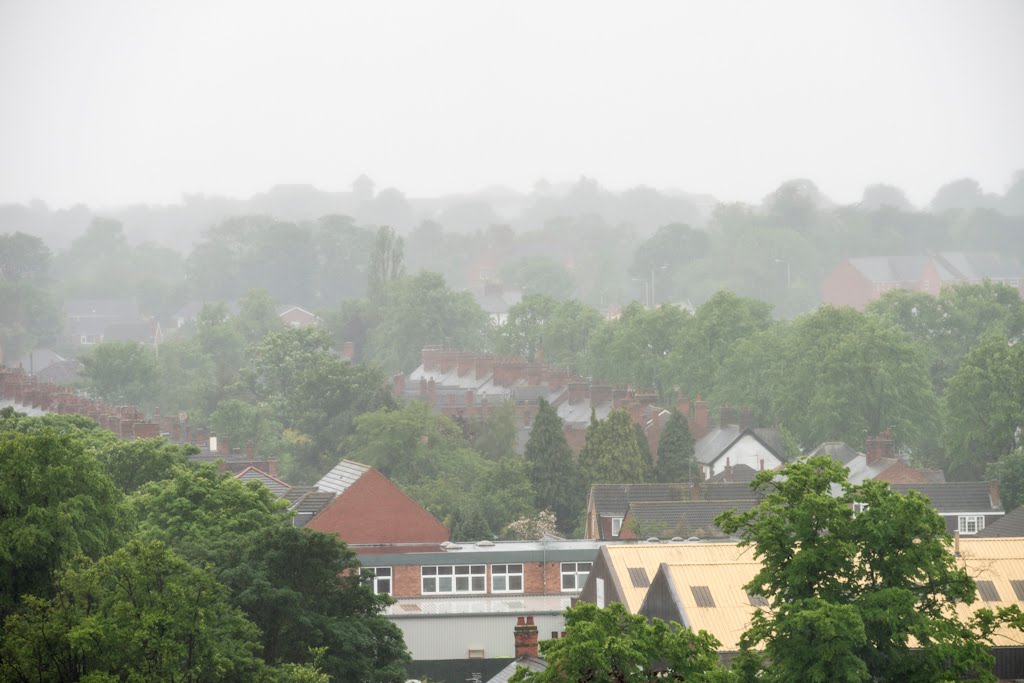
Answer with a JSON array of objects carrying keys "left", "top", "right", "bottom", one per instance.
[
  {"left": 718, "top": 457, "right": 1010, "bottom": 683},
  {"left": 369, "top": 272, "right": 490, "bottom": 373},
  {"left": 494, "top": 294, "right": 602, "bottom": 365},
  {"left": 0, "top": 429, "right": 123, "bottom": 618},
  {"left": 987, "top": 448, "right": 1024, "bottom": 511},
  {"left": 79, "top": 340, "right": 160, "bottom": 407},
  {"left": 510, "top": 601, "right": 730, "bottom": 682},
  {"left": 500, "top": 256, "right": 576, "bottom": 299},
  {"left": 525, "top": 398, "right": 582, "bottom": 533},
  {"left": 235, "top": 288, "right": 284, "bottom": 342},
  {"left": 0, "top": 539, "right": 264, "bottom": 683},
  {"left": 92, "top": 436, "right": 193, "bottom": 493},
  {"left": 0, "top": 232, "right": 60, "bottom": 361},
  {"left": 132, "top": 466, "right": 410, "bottom": 682},
  {"left": 466, "top": 399, "right": 518, "bottom": 461},
  {"left": 367, "top": 225, "right": 405, "bottom": 302},
  {"left": 943, "top": 334, "right": 1024, "bottom": 479},
  {"left": 579, "top": 409, "right": 647, "bottom": 486},
  {"left": 655, "top": 409, "right": 696, "bottom": 483}
]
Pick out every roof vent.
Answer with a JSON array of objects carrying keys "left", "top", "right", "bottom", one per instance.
[
  {"left": 686, "top": 536, "right": 701, "bottom": 542},
  {"left": 646, "top": 537, "right": 660, "bottom": 543},
  {"left": 446, "top": 543, "right": 463, "bottom": 550},
  {"left": 670, "top": 536, "right": 685, "bottom": 542},
  {"left": 477, "top": 540, "right": 495, "bottom": 547}
]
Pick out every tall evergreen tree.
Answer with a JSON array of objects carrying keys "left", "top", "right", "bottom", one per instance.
[
  {"left": 580, "top": 409, "right": 647, "bottom": 485},
  {"left": 525, "top": 398, "right": 582, "bottom": 533},
  {"left": 634, "top": 422, "right": 654, "bottom": 480},
  {"left": 654, "top": 409, "right": 696, "bottom": 483}
]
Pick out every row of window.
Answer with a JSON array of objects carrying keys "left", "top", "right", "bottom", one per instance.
[{"left": 365, "top": 562, "right": 592, "bottom": 596}]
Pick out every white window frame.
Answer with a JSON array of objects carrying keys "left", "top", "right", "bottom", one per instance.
[
  {"left": 560, "top": 562, "right": 592, "bottom": 591},
  {"left": 366, "top": 566, "right": 392, "bottom": 595},
  {"left": 852, "top": 502, "right": 869, "bottom": 515},
  {"left": 491, "top": 564, "right": 524, "bottom": 593},
  {"left": 611, "top": 517, "right": 623, "bottom": 537},
  {"left": 421, "top": 564, "right": 486, "bottom": 594},
  {"left": 958, "top": 515, "right": 985, "bottom": 535}
]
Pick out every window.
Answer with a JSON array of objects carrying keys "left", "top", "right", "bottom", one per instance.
[
  {"left": 958, "top": 515, "right": 985, "bottom": 535},
  {"left": 852, "top": 502, "right": 869, "bottom": 515},
  {"left": 611, "top": 517, "right": 623, "bottom": 537},
  {"left": 977, "top": 580, "right": 1001, "bottom": 602},
  {"left": 691, "top": 585, "right": 715, "bottom": 607},
  {"left": 366, "top": 567, "right": 392, "bottom": 595},
  {"left": 421, "top": 565, "right": 485, "bottom": 594},
  {"left": 560, "top": 562, "right": 592, "bottom": 591},
  {"left": 747, "top": 592, "right": 769, "bottom": 607},
  {"left": 627, "top": 567, "right": 650, "bottom": 588},
  {"left": 491, "top": 564, "right": 524, "bottom": 593}
]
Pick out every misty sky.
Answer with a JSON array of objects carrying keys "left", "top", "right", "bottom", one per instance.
[{"left": 1, "top": 0, "right": 1022, "bottom": 209}]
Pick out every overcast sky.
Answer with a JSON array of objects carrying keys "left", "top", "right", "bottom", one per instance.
[{"left": 1, "top": 0, "right": 1022, "bottom": 209}]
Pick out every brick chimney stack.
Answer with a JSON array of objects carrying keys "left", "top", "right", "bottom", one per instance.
[
  {"left": 514, "top": 616, "right": 539, "bottom": 659},
  {"left": 865, "top": 428, "right": 895, "bottom": 465}
]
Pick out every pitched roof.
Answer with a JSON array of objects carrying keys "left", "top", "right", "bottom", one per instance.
[
  {"left": 234, "top": 466, "right": 290, "bottom": 496},
  {"left": 977, "top": 506, "right": 1024, "bottom": 538},
  {"left": 103, "top": 320, "right": 160, "bottom": 344},
  {"left": 590, "top": 483, "right": 687, "bottom": 518},
  {"left": 625, "top": 500, "right": 756, "bottom": 538},
  {"left": 283, "top": 486, "right": 336, "bottom": 526},
  {"left": 933, "top": 252, "right": 1024, "bottom": 281},
  {"left": 890, "top": 482, "right": 1001, "bottom": 513},
  {"left": 807, "top": 441, "right": 862, "bottom": 465},
  {"left": 706, "top": 464, "right": 759, "bottom": 483},
  {"left": 35, "top": 359, "right": 82, "bottom": 386},
  {"left": 315, "top": 459, "right": 371, "bottom": 494},
  {"left": 63, "top": 299, "right": 140, "bottom": 319},
  {"left": 487, "top": 656, "right": 548, "bottom": 683},
  {"left": 601, "top": 539, "right": 1024, "bottom": 651},
  {"left": 694, "top": 426, "right": 785, "bottom": 466},
  {"left": 699, "top": 481, "right": 760, "bottom": 502},
  {"left": 847, "top": 255, "right": 928, "bottom": 283}
]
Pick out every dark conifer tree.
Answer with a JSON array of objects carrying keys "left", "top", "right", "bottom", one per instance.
[
  {"left": 525, "top": 398, "right": 582, "bottom": 533},
  {"left": 655, "top": 409, "right": 696, "bottom": 483}
]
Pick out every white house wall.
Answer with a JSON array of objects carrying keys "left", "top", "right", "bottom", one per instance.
[
  {"left": 704, "top": 434, "right": 782, "bottom": 478},
  {"left": 390, "top": 613, "right": 566, "bottom": 660}
]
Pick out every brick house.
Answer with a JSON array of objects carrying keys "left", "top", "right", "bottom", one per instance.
[
  {"left": 822, "top": 252, "right": 1024, "bottom": 310},
  {"left": 305, "top": 460, "right": 450, "bottom": 545},
  {"left": 354, "top": 539, "right": 602, "bottom": 661},
  {"left": 277, "top": 305, "right": 321, "bottom": 328},
  {"left": 808, "top": 429, "right": 946, "bottom": 485}
]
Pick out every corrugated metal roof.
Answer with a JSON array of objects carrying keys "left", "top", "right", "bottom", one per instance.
[
  {"left": 602, "top": 543, "right": 755, "bottom": 613},
  {"left": 656, "top": 562, "right": 762, "bottom": 650},
  {"left": 315, "top": 459, "right": 370, "bottom": 494}
]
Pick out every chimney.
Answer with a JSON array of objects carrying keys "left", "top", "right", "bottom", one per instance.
[
  {"left": 719, "top": 406, "right": 737, "bottom": 427},
  {"left": 738, "top": 407, "right": 754, "bottom": 430},
  {"left": 589, "top": 384, "right": 613, "bottom": 405},
  {"left": 692, "top": 400, "right": 710, "bottom": 439},
  {"left": 865, "top": 428, "right": 894, "bottom": 465},
  {"left": 568, "top": 381, "right": 588, "bottom": 404},
  {"left": 393, "top": 373, "right": 407, "bottom": 395},
  {"left": 218, "top": 437, "right": 230, "bottom": 455},
  {"left": 677, "top": 393, "right": 691, "bottom": 418},
  {"left": 341, "top": 341, "right": 355, "bottom": 361},
  {"left": 514, "top": 616, "right": 539, "bottom": 659},
  {"left": 990, "top": 480, "right": 1002, "bottom": 509},
  {"left": 245, "top": 441, "right": 255, "bottom": 459},
  {"left": 457, "top": 352, "right": 474, "bottom": 377},
  {"left": 724, "top": 461, "right": 733, "bottom": 482}
]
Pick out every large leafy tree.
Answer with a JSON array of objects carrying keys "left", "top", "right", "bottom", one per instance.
[
  {"left": 988, "top": 448, "right": 1024, "bottom": 511},
  {"left": 654, "top": 409, "right": 696, "bottom": 483},
  {"left": 493, "top": 294, "right": 602, "bottom": 365},
  {"left": 718, "top": 457, "right": 1016, "bottom": 683},
  {"left": 0, "top": 429, "right": 123, "bottom": 618},
  {"left": 79, "top": 340, "right": 160, "bottom": 407},
  {"left": 510, "top": 601, "right": 730, "bottom": 682},
  {"left": 525, "top": 398, "right": 582, "bottom": 533},
  {"left": 579, "top": 409, "right": 647, "bottom": 486},
  {"left": 942, "top": 333, "right": 1024, "bottom": 479},
  {"left": 0, "top": 540, "right": 264, "bottom": 683},
  {"left": 91, "top": 436, "right": 194, "bottom": 493},
  {"left": 0, "top": 231, "right": 60, "bottom": 362},
  {"left": 131, "top": 466, "right": 410, "bottom": 682}
]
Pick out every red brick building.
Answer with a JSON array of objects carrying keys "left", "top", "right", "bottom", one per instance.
[{"left": 306, "top": 460, "right": 450, "bottom": 546}]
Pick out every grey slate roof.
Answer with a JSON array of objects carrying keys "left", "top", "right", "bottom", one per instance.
[
  {"left": 487, "top": 656, "right": 548, "bottom": 683},
  {"left": 933, "top": 252, "right": 1024, "bottom": 282},
  {"left": 977, "top": 506, "right": 1024, "bottom": 538},
  {"left": 700, "top": 481, "right": 761, "bottom": 501},
  {"left": 64, "top": 299, "right": 140, "bottom": 319},
  {"left": 626, "top": 500, "right": 756, "bottom": 538},
  {"left": 848, "top": 256, "right": 928, "bottom": 284},
  {"left": 35, "top": 359, "right": 82, "bottom": 386},
  {"left": 591, "top": 483, "right": 687, "bottom": 518},
  {"left": 283, "top": 486, "right": 336, "bottom": 527},
  {"left": 808, "top": 441, "right": 862, "bottom": 465},
  {"left": 694, "top": 426, "right": 785, "bottom": 466},
  {"left": 234, "top": 466, "right": 290, "bottom": 496},
  {"left": 315, "top": 459, "right": 370, "bottom": 494},
  {"left": 706, "top": 464, "right": 759, "bottom": 483},
  {"left": 890, "top": 482, "right": 1001, "bottom": 513}
]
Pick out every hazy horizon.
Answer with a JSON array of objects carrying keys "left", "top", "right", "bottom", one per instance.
[{"left": 2, "top": 0, "right": 1022, "bottom": 209}]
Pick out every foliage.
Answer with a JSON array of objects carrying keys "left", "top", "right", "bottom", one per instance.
[
  {"left": 493, "top": 293, "right": 603, "bottom": 365},
  {"left": 715, "top": 306, "right": 940, "bottom": 453},
  {"left": 510, "top": 601, "right": 731, "bottom": 682},
  {"left": 78, "top": 340, "right": 160, "bottom": 407},
  {"left": 464, "top": 399, "right": 519, "bottom": 460},
  {"left": 579, "top": 409, "right": 647, "bottom": 486},
  {"left": 0, "top": 231, "right": 60, "bottom": 360},
  {"left": 718, "top": 456, "right": 1009, "bottom": 683},
  {"left": 524, "top": 398, "right": 583, "bottom": 533},
  {"left": 91, "top": 436, "right": 194, "bottom": 493},
  {"left": 131, "top": 465, "right": 410, "bottom": 682},
  {"left": 942, "top": 333, "right": 1024, "bottom": 479},
  {"left": 655, "top": 409, "right": 696, "bottom": 483},
  {"left": 0, "top": 429, "right": 123, "bottom": 618},
  {"left": 500, "top": 256, "right": 577, "bottom": 299},
  {"left": 368, "top": 225, "right": 405, "bottom": 302},
  {"left": 502, "top": 510, "right": 557, "bottom": 541},
  {"left": 368, "top": 271, "right": 490, "bottom": 373},
  {"left": 987, "top": 448, "right": 1024, "bottom": 511},
  {"left": 0, "top": 539, "right": 264, "bottom": 683}
]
